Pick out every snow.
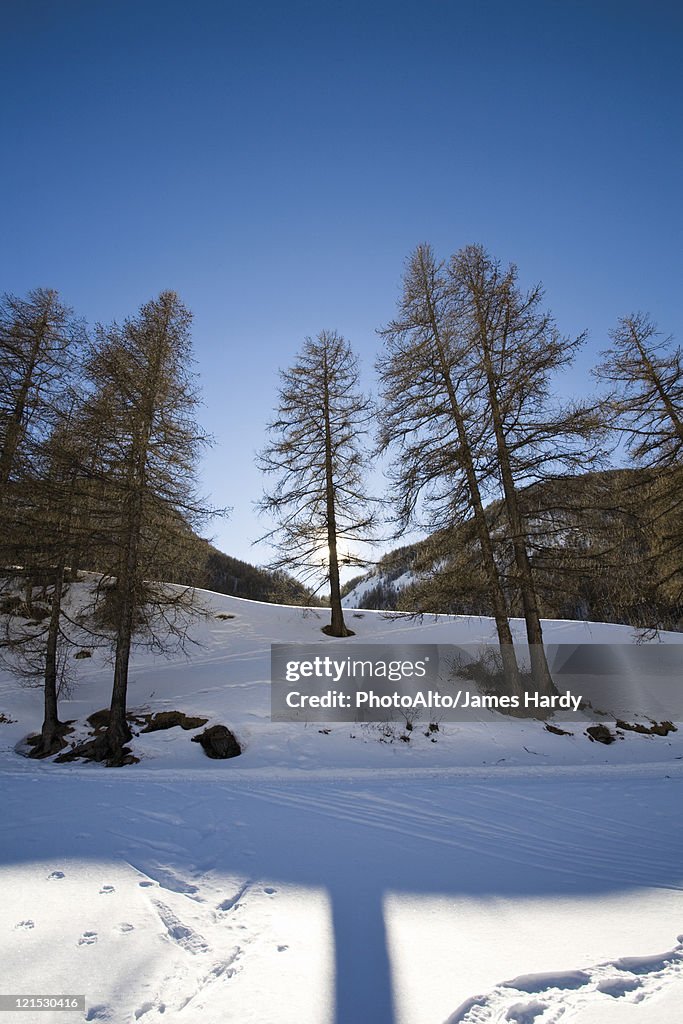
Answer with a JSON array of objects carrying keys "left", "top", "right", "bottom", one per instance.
[{"left": 1, "top": 581, "right": 682, "bottom": 1023}]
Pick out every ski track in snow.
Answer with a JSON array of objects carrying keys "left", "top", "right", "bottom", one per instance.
[
  {"left": 247, "top": 783, "right": 683, "bottom": 891},
  {"left": 447, "top": 934, "right": 683, "bottom": 1023}
]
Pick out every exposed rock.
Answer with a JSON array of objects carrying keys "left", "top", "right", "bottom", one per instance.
[
  {"left": 87, "top": 708, "right": 111, "bottom": 732},
  {"left": 546, "top": 723, "right": 573, "bottom": 736},
  {"left": 616, "top": 719, "right": 677, "bottom": 736},
  {"left": 87, "top": 708, "right": 148, "bottom": 733},
  {"left": 586, "top": 724, "right": 616, "bottom": 744},
  {"left": 191, "top": 725, "right": 241, "bottom": 759},
  {"left": 140, "top": 711, "right": 208, "bottom": 733}
]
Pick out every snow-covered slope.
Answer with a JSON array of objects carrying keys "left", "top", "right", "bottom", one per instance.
[
  {"left": 2, "top": 582, "right": 682, "bottom": 771},
  {"left": 1, "top": 586, "right": 682, "bottom": 1023}
]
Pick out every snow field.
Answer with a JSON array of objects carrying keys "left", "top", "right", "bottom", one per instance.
[{"left": 1, "top": 583, "right": 682, "bottom": 1022}]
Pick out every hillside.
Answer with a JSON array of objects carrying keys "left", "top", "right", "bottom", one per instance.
[
  {"left": 343, "top": 468, "right": 683, "bottom": 630},
  {"left": 200, "top": 543, "right": 318, "bottom": 606}
]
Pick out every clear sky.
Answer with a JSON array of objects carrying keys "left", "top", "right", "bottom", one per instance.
[{"left": 1, "top": 0, "right": 681, "bottom": 568}]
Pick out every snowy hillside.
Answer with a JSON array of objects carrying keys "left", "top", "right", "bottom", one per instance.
[{"left": 1, "top": 585, "right": 683, "bottom": 1023}]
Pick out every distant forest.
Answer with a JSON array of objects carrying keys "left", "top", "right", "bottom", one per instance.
[{"left": 342, "top": 468, "right": 683, "bottom": 631}]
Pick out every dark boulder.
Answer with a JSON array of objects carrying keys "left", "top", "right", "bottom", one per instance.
[
  {"left": 586, "top": 724, "right": 616, "bottom": 744},
  {"left": 141, "top": 711, "right": 208, "bottom": 733},
  {"left": 191, "top": 725, "right": 242, "bottom": 759}
]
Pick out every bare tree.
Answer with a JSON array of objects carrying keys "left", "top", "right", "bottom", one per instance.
[
  {"left": 376, "top": 245, "right": 523, "bottom": 694},
  {"left": 0, "top": 289, "right": 87, "bottom": 754},
  {"left": 378, "top": 244, "right": 605, "bottom": 695},
  {"left": 447, "top": 244, "right": 604, "bottom": 692},
  {"left": 597, "top": 314, "right": 683, "bottom": 466},
  {"left": 0, "top": 288, "right": 82, "bottom": 490},
  {"left": 0, "top": 412, "right": 86, "bottom": 756},
  {"left": 257, "top": 330, "right": 375, "bottom": 637},
  {"left": 596, "top": 314, "right": 683, "bottom": 610},
  {"left": 71, "top": 291, "right": 215, "bottom": 764}
]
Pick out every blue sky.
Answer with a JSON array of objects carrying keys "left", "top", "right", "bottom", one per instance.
[{"left": 1, "top": 0, "right": 681, "bottom": 567}]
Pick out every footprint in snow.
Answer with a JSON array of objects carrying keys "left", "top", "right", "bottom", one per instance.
[
  {"left": 114, "top": 923, "right": 134, "bottom": 934},
  {"left": 85, "top": 1005, "right": 111, "bottom": 1021},
  {"left": 99, "top": 885, "right": 115, "bottom": 894},
  {"left": 15, "top": 920, "right": 35, "bottom": 930},
  {"left": 504, "top": 1001, "right": 547, "bottom": 1024},
  {"left": 78, "top": 931, "right": 98, "bottom": 945},
  {"left": 48, "top": 870, "right": 65, "bottom": 880},
  {"left": 446, "top": 934, "right": 683, "bottom": 1023},
  {"left": 277, "top": 945, "right": 289, "bottom": 952},
  {"left": 263, "top": 887, "right": 277, "bottom": 895},
  {"left": 138, "top": 880, "right": 155, "bottom": 888}
]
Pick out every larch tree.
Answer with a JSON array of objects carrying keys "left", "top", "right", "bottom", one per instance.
[
  {"left": 0, "top": 288, "right": 83, "bottom": 599},
  {"left": 72, "top": 291, "right": 214, "bottom": 764},
  {"left": 0, "top": 289, "right": 86, "bottom": 755},
  {"left": 0, "top": 288, "right": 82, "bottom": 491},
  {"left": 0, "top": 408, "right": 87, "bottom": 757},
  {"left": 257, "top": 330, "right": 375, "bottom": 638},
  {"left": 446, "top": 244, "right": 604, "bottom": 692},
  {"left": 376, "top": 244, "right": 524, "bottom": 695},
  {"left": 597, "top": 314, "right": 683, "bottom": 466},
  {"left": 596, "top": 313, "right": 683, "bottom": 610}
]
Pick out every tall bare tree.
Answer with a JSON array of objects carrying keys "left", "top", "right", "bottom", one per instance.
[
  {"left": 0, "top": 289, "right": 87, "bottom": 754},
  {"left": 0, "top": 410, "right": 87, "bottom": 757},
  {"left": 597, "top": 313, "right": 683, "bottom": 610},
  {"left": 377, "top": 245, "right": 523, "bottom": 693},
  {"left": 258, "top": 330, "right": 375, "bottom": 637},
  {"left": 597, "top": 314, "right": 683, "bottom": 465},
  {"left": 73, "top": 291, "right": 214, "bottom": 764},
  {"left": 379, "top": 244, "right": 604, "bottom": 695},
  {"left": 0, "top": 288, "right": 82, "bottom": 490},
  {"left": 447, "top": 244, "right": 604, "bottom": 692}
]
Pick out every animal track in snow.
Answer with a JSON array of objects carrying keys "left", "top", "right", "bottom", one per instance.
[
  {"left": 14, "top": 920, "right": 34, "bottom": 930},
  {"left": 48, "top": 870, "right": 65, "bottom": 880},
  {"left": 114, "top": 922, "right": 134, "bottom": 934},
  {"left": 446, "top": 934, "right": 683, "bottom": 1023},
  {"left": 78, "top": 931, "right": 98, "bottom": 946},
  {"left": 134, "top": 1000, "right": 165, "bottom": 1019},
  {"left": 217, "top": 880, "right": 251, "bottom": 913},
  {"left": 85, "top": 1005, "right": 111, "bottom": 1021},
  {"left": 99, "top": 884, "right": 115, "bottom": 894}
]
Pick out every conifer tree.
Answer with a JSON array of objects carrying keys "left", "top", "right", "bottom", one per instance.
[
  {"left": 73, "top": 291, "right": 214, "bottom": 764},
  {"left": 597, "top": 314, "right": 683, "bottom": 610},
  {"left": 0, "top": 289, "right": 86, "bottom": 754},
  {"left": 258, "top": 330, "right": 375, "bottom": 637},
  {"left": 447, "top": 244, "right": 603, "bottom": 692},
  {"left": 0, "top": 288, "right": 82, "bottom": 490},
  {"left": 377, "top": 245, "right": 523, "bottom": 693}
]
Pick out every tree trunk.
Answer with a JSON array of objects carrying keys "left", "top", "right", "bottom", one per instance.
[
  {"left": 322, "top": 349, "right": 351, "bottom": 637},
  {"left": 29, "top": 563, "right": 69, "bottom": 758},
  {"left": 477, "top": 324, "right": 556, "bottom": 696},
  {"left": 101, "top": 310, "right": 170, "bottom": 760}
]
